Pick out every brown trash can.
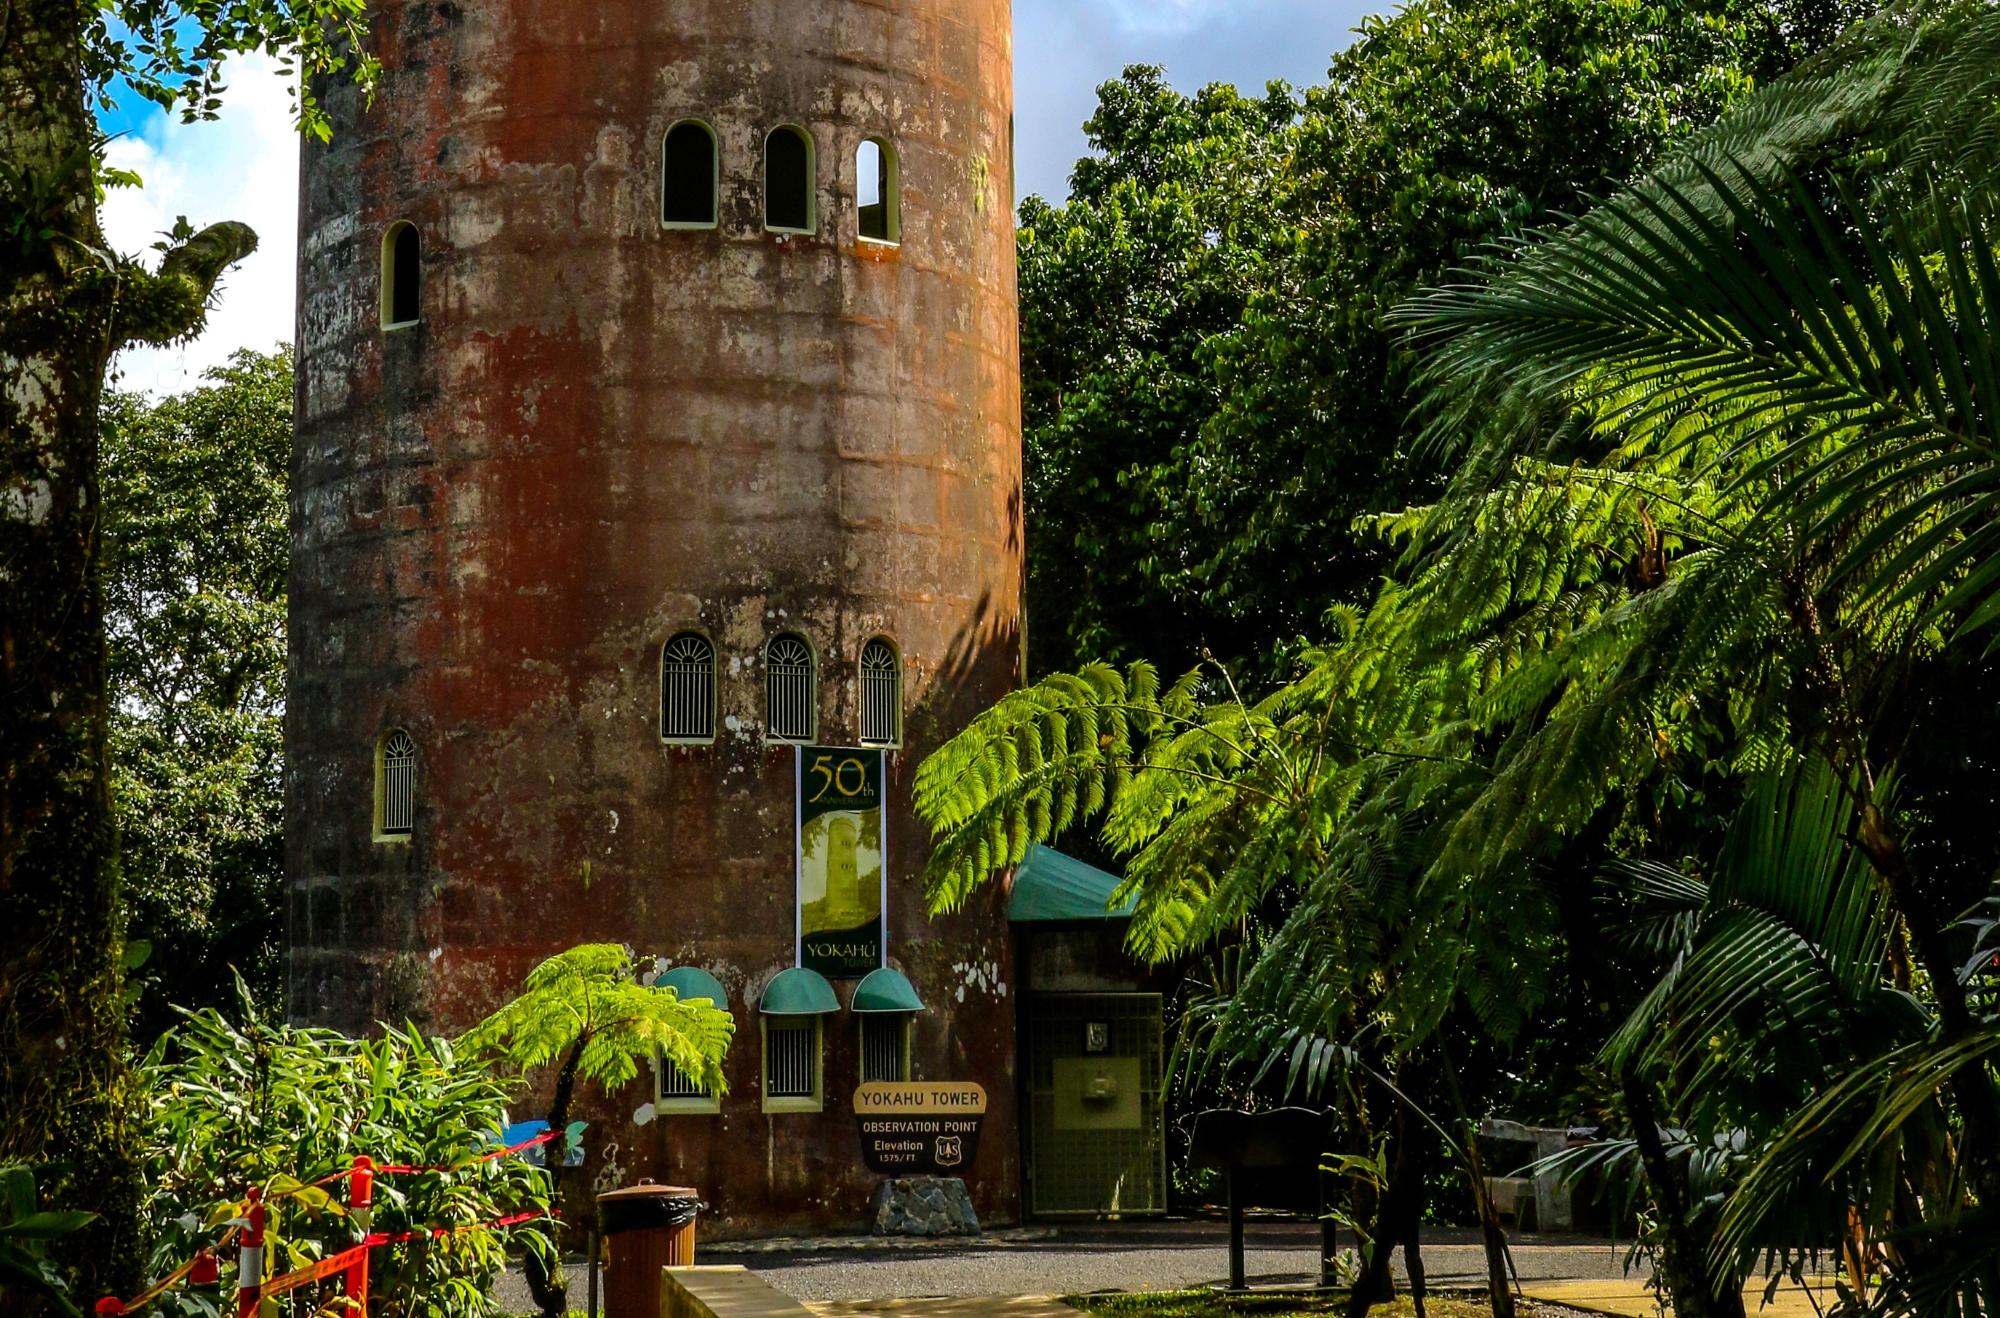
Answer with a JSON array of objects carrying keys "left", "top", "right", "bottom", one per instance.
[{"left": 597, "top": 1181, "right": 703, "bottom": 1318}]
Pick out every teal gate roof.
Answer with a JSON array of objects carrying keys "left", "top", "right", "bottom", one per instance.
[{"left": 1008, "top": 844, "right": 1137, "bottom": 922}]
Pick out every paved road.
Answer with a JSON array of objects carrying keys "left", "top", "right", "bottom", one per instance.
[{"left": 721, "top": 1222, "right": 1645, "bottom": 1303}]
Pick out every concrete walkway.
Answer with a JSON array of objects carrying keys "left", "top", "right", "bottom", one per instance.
[
  {"left": 496, "top": 1222, "right": 1659, "bottom": 1313},
  {"left": 726, "top": 1221, "right": 1645, "bottom": 1303}
]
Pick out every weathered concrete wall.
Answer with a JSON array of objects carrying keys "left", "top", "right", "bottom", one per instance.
[{"left": 287, "top": 0, "right": 1022, "bottom": 1236}]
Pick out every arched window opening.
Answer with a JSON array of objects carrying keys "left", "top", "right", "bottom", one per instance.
[
  {"left": 857, "top": 138, "right": 900, "bottom": 244},
  {"left": 380, "top": 222, "right": 420, "bottom": 329},
  {"left": 765, "top": 633, "right": 816, "bottom": 742},
  {"left": 764, "top": 126, "right": 815, "bottom": 234},
  {"left": 660, "top": 632, "right": 717, "bottom": 743},
  {"left": 859, "top": 637, "right": 901, "bottom": 748},
  {"left": 375, "top": 728, "right": 417, "bottom": 839},
  {"left": 661, "top": 120, "right": 718, "bottom": 228}
]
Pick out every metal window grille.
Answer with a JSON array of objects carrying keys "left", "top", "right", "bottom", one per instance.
[
  {"left": 859, "top": 639, "right": 900, "bottom": 747},
  {"left": 659, "top": 1059, "right": 709, "bottom": 1100},
  {"left": 379, "top": 729, "right": 416, "bottom": 835},
  {"left": 764, "top": 1019, "right": 818, "bottom": 1099},
  {"left": 765, "top": 635, "right": 815, "bottom": 742},
  {"left": 860, "top": 1015, "right": 910, "bottom": 1084},
  {"left": 661, "top": 633, "right": 716, "bottom": 741}
]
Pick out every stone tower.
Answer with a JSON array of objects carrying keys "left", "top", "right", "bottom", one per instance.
[{"left": 288, "top": 0, "right": 1022, "bottom": 1233}]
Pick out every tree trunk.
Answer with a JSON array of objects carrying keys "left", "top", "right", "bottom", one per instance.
[
  {"left": 1399, "top": 1123, "right": 1430, "bottom": 1318},
  {"left": 1461, "top": 1120, "right": 1516, "bottom": 1318},
  {"left": 1347, "top": 1094, "right": 1427, "bottom": 1318},
  {"left": 4, "top": 7, "right": 258, "bottom": 1308},
  {"left": 1433, "top": 1053, "right": 1512, "bottom": 1318},
  {"left": 1622, "top": 1067, "right": 1745, "bottom": 1318},
  {"left": 0, "top": 1, "right": 142, "bottom": 1305},
  {"left": 525, "top": 1043, "right": 585, "bottom": 1318}
]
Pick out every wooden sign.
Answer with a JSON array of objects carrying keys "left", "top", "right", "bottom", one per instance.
[{"left": 854, "top": 1083, "right": 988, "bottom": 1175}]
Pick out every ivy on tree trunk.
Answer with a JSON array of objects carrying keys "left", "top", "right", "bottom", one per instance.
[{"left": 2, "top": 0, "right": 257, "bottom": 1301}]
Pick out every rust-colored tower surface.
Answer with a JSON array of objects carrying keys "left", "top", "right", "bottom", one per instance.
[{"left": 288, "top": 0, "right": 1022, "bottom": 1235}]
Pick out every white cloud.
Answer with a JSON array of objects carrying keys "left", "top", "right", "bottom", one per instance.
[{"left": 102, "top": 53, "right": 299, "bottom": 397}]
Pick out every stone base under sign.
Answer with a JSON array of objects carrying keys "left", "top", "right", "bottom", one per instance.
[{"left": 870, "top": 1177, "right": 980, "bottom": 1237}]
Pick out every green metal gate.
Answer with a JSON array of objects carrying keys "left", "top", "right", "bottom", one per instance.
[{"left": 1024, "top": 992, "right": 1167, "bottom": 1217}]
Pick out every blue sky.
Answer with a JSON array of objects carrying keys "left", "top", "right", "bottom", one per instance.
[
  {"left": 106, "top": 0, "right": 1376, "bottom": 394},
  {"left": 1013, "top": 0, "right": 1363, "bottom": 200}
]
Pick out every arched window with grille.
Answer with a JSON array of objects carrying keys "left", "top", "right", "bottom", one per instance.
[
  {"left": 765, "top": 633, "right": 816, "bottom": 743},
  {"left": 380, "top": 221, "right": 420, "bottom": 329},
  {"left": 375, "top": 728, "right": 417, "bottom": 840},
  {"left": 661, "top": 120, "right": 718, "bottom": 228},
  {"left": 856, "top": 138, "right": 900, "bottom": 244},
  {"left": 859, "top": 637, "right": 901, "bottom": 748},
  {"left": 660, "top": 632, "right": 717, "bottom": 744},
  {"left": 764, "top": 125, "right": 815, "bottom": 234}
]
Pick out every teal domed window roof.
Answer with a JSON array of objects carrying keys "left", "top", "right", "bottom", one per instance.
[
  {"left": 760, "top": 966, "right": 839, "bottom": 1015},
  {"left": 852, "top": 967, "right": 923, "bottom": 1013},
  {"left": 656, "top": 966, "right": 728, "bottom": 1008}
]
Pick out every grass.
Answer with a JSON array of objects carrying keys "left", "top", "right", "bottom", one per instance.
[{"left": 1064, "top": 1292, "right": 1504, "bottom": 1318}]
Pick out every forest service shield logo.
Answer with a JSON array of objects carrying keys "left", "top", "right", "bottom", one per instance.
[{"left": 934, "top": 1135, "right": 964, "bottom": 1167}]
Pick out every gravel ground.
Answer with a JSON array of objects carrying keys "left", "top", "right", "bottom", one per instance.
[
  {"left": 491, "top": 1222, "right": 1645, "bottom": 1309},
  {"left": 732, "top": 1224, "right": 1642, "bottom": 1303}
]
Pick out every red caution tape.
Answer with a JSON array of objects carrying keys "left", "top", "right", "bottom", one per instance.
[
  {"left": 95, "top": 1138, "right": 553, "bottom": 1318},
  {"left": 256, "top": 1243, "right": 373, "bottom": 1300},
  {"left": 371, "top": 1128, "right": 560, "bottom": 1175},
  {"left": 362, "top": 1208, "right": 551, "bottom": 1247},
  {"left": 96, "top": 1226, "right": 242, "bottom": 1317},
  {"left": 233, "top": 1207, "right": 552, "bottom": 1305}
]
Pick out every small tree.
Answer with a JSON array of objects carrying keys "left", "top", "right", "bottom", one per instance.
[{"left": 461, "top": 944, "right": 733, "bottom": 1318}]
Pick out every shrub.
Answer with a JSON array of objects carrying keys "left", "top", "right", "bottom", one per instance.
[
  {"left": 1, "top": 1163, "right": 95, "bottom": 1318},
  {"left": 140, "top": 985, "right": 551, "bottom": 1318}
]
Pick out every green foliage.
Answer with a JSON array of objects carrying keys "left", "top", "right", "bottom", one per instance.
[
  {"left": 0, "top": 1166, "right": 95, "bottom": 1318},
  {"left": 938, "top": 4, "right": 2000, "bottom": 1311},
  {"left": 460, "top": 944, "right": 734, "bottom": 1099},
  {"left": 1020, "top": 0, "right": 1861, "bottom": 681},
  {"left": 141, "top": 982, "right": 553, "bottom": 1318},
  {"left": 101, "top": 349, "right": 290, "bottom": 1036},
  {"left": 1403, "top": 163, "right": 2000, "bottom": 650},
  {"left": 1391, "top": 3, "right": 2000, "bottom": 1306},
  {"left": 83, "top": 1, "right": 378, "bottom": 141},
  {"left": 1601, "top": 760, "right": 1897, "bottom": 1101},
  {"left": 1020, "top": 70, "right": 1299, "bottom": 677}
]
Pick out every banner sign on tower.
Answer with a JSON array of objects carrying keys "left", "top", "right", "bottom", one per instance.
[{"left": 796, "top": 746, "right": 886, "bottom": 978}]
